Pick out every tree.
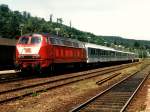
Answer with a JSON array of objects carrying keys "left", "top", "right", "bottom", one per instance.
[
  {"left": 0, "top": 4, "right": 11, "bottom": 38},
  {"left": 134, "top": 41, "right": 140, "bottom": 48},
  {"left": 57, "top": 18, "right": 63, "bottom": 24}
]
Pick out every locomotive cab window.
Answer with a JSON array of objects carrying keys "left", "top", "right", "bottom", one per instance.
[
  {"left": 18, "top": 36, "right": 42, "bottom": 44},
  {"left": 31, "top": 36, "right": 41, "bottom": 44},
  {"left": 18, "top": 36, "right": 29, "bottom": 44}
]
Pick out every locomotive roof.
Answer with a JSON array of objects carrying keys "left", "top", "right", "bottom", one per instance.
[
  {"left": 50, "top": 34, "right": 79, "bottom": 42},
  {"left": 23, "top": 33, "right": 81, "bottom": 43}
]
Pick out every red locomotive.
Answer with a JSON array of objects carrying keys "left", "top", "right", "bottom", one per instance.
[
  {"left": 16, "top": 33, "right": 86, "bottom": 73},
  {"left": 16, "top": 33, "right": 138, "bottom": 74}
]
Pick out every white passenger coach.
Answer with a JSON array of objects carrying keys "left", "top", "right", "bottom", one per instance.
[{"left": 84, "top": 43, "right": 136, "bottom": 63}]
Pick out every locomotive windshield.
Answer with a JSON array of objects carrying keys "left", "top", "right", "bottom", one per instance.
[
  {"left": 31, "top": 36, "right": 41, "bottom": 44},
  {"left": 18, "top": 36, "right": 41, "bottom": 44},
  {"left": 18, "top": 36, "right": 29, "bottom": 44}
]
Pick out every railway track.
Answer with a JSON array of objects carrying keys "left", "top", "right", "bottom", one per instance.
[
  {"left": 70, "top": 65, "right": 150, "bottom": 112},
  {"left": 0, "top": 62, "right": 140, "bottom": 104},
  {"left": 0, "top": 72, "right": 38, "bottom": 84},
  {"left": 0, "top": 62, "right": 139, "bottom": 84}
]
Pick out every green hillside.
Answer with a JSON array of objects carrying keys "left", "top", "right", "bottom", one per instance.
[
  {"left": 0, "top": 4, "right": 150, "bottom": 57},
  {"left": 101, "top": 36, "right": 150, "bottom": 49},
  {"left": 101, "top": 36, "right": 150, "bottom": 57},
  {"left": 0, "top": 4, "right": 104, "bottom": 45}
]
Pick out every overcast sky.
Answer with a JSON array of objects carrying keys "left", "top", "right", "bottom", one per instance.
[{"left": 1, "top": 0, "right": 150, "bottom": 40}]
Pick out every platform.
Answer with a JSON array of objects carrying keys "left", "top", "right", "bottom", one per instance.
[{"left": 0, "top": 70, "right": 16, "bottom": 75}]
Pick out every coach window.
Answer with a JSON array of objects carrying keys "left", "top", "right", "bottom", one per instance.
[
  {"left": 91, "top": 48, "right": 93, "bottom": 55},
  {"left": 99, "top": 50, "right": 101, "bottom": 56},
  {"left": 94, "top": 49, "right": 96, "bottom": 55},
  {"left": 117, "top": 52, "right": 118, "bottom": 56},
  {"left": 95, "top": 49, "right": 97, "bottom": 56},
  {"left": 109, "top": 51, "right": 111, "bottom": 57},
  {"left": 114, "top": 52, "right": 116, "bottom": 57},
  {"left": 111, "top": 51, "right": 114, "bottom": 57},
  {"left": 101, "top": 50, "right": 103, "bottom": 55},
  {"left": 107, "top": 51, "right": 109, "bottom": 56},
  {"left": 104, "top": 50, "right": 106, "bottom": 56},
  {"left": 106, "top": 51, "right": 108, "bottom": 56},
  {"left": 97, "top": 49, "right": 99, "bottom": 56},
  {"left": 101, "top": 50, "right": 104, "bottom": 56},
  {"left": 104, "top": 51, "right": 106, "bottom": 56},
  {"left": 96, "top": 49, "right": 98, "bottom": 56},
  {"left": 119, "top": 53, "right": 121, "bottom": 57},
  {"left": 105, "top": 51, "right": 108, "bottom": 56},
  {"left": 99, "top": 50, "right": 102, "bottom": 56},
  {"left": 98, "top": 49, "right": 100, "bottom": 56},
  {"left": 107, "top": 51, "right": 110, "bottom": 56},
  {"left": 101, "top": 50, "right": 103, "bottom": 56},
  {"left": 120, "top": 53, "right": 122, "bottom": 57},
  {"left": 88, "top": 48, "right": 90, "bottom": 55},
  {"left": 91, "top": 48, "right": 94, "bottom": 56},
  {"left": 102, "top": 50, "right": 105, "bottom": 56},
  {"left": 117, "top": 52, "right": 119, "bottom": 57},
  {"left": 116, "top": 52, "right": 119, "bottom": 57},
  {"left": 123, "top": 53, "right": 125, "bottom": 57},
  {"left": 98, "top": 49, "right": 101, "bottom": 56},
  {"left": 97, "top": 49, "right": 100, "bottom": 56}
]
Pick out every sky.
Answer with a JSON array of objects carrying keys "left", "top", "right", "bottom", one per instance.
[{"left": 1, "top": 0, "right": 150, "bottom": 40}]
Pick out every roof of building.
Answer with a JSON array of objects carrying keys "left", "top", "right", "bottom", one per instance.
[{"left": 0, "top": 37, "right": 16, "bottom": 46}]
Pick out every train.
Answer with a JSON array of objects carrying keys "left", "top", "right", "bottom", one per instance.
[{"left": 15, "top": 33, "right": 138, "bottom": 73}]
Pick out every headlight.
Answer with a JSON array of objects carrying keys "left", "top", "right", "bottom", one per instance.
[{"left": 18, "top": 55, "right": 24, "bottom": 58}]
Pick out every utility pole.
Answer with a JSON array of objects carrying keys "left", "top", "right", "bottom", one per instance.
[
  {"left": 57, "top": 18, "right": 63, "bottom": 24},
  {"left": 70, "top": 20, "right": 72, "bottom": 28},
  {"left": 87, "top": 37, "right": 91, "bottom": 43},
  {"left": 19, "top": 24, "right": 24, "bottom": 36},
  {"left": 50, "top": 14, "right": 53, "bottom": 22},
  {"left": 55, "top": 28, "right": 60, "bottom": 36}
]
